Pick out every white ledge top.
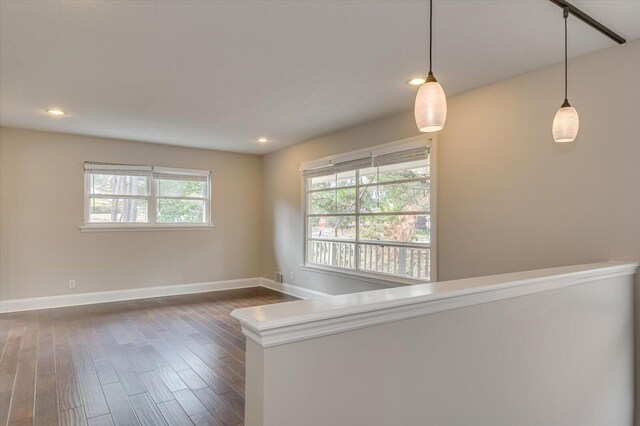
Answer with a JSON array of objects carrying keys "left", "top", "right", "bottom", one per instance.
[{"left": 232, "top": 262, "right": 638, "bottom": 348}]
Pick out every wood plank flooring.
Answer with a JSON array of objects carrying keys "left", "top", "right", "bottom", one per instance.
[{"left": 0, "top": 287, "right": 297, "bottom": 426}]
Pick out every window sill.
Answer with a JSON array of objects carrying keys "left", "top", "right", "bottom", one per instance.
[
  {"left": 79, "top": 224, "right": 215, "bottom": 233},
  {"left": 299, "top": 263, "right": 428, "bottom": 287}
]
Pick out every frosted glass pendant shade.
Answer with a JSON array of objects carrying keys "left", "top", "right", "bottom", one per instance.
[
  {"left": 552, "top": 100, "right": 579, "bottom": 142},
  {"left": 415, "top": 74, "right": 447, "bottom": 132}
]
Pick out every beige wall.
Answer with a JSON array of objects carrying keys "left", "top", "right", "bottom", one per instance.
[
  {"left": 261, "top": 39, "right": 640, "bottom": 290},
  {"left": 437, "top": 39, "right": 640, "bottom": 281},
  {"left": 0, "top": 127, "right": 263, "bottom": 300}
]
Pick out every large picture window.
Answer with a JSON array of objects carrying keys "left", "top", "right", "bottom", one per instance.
[
  {"left": 83, "top": 163, "right": 211, "bottom": 230},
  {"left": 302, "top": 138, "right": 433, "bottom": 282}
]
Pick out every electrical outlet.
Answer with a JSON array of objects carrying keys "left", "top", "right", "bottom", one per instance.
[
  {"left": 68, "top": 279, "right": 76, "bottom": 289},
  {"left": 290, "top": 272, "right": 295, "bottom": 282},
  {"left": 274, "top": 272, "right": 284, "bottom": 283}
]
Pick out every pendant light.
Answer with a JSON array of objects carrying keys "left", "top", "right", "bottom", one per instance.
[
  {"left": 415, "top": 0, "right": 447, "bottom": 133},
  {"left": 552, "top": 7, "right": 579, "bottom": 143}
]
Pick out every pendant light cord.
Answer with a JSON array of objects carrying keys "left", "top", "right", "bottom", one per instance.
[
  {"left": 564, "top": 6, "right": 568, "bottom": 101},
  {"left": 429, "top": 0, "right": 433, "bottom": 73}
]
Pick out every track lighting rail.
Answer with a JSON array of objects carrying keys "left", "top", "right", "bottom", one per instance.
[{"left": 548, "top": 0, "right": 626, "bottom": 45}]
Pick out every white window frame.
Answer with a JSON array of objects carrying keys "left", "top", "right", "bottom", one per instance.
[
  {"left": 300, "top": 135, "right": 437, "bottom": 285},
  {"left": 80, "top": 163, "right": 213, "bottom": 232}
]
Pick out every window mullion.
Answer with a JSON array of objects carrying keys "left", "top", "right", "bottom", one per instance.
[
  {"left": 84, "top": 173, "right": 91, "bottom": 224},
  {"left": 355, "top": 169, "right": 360, "bottom": 272},
  {"left": 149, "top": 174, "right": 157, "bottom": 224},
  {"left": 305, "top": 176, "right": 430, "bottom": 195},
  {"left": 206, "top": 173, "right": 211, "bottom": 225},
  {"left": 303, "top": 177, "right": 307, "bottom": 265},
  {"left": 87, "top": 194, "right": 149, "bottom": 200},
  {"left": 155, "top": 195, "right": 208, "bottom": 201}
]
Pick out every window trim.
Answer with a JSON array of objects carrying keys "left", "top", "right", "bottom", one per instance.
[
  {"left": 300, "top": 135, "right": 437, "bottom": 283},
  {"left": 81, "top": 163, "right": 213, "bottom": 231},
  {"left": 79, "top": 224, "right": 215, "bottom": 233}
]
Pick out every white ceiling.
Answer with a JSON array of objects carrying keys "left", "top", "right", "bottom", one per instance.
[{"left": 1, "top": 1, "right": 639, "bottom": 154}]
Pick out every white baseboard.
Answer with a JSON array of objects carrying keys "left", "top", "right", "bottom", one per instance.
[
  {"left": 0, "top": 277, "right": 261, "bottom": 314},
  {"left": 260, "top": 278, "right": 331, "bottom": 299},
  {"left": 0, "top": 277, "right": 331, "bottom": 314}
]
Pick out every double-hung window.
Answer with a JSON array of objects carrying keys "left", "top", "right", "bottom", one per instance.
[
  {"left": 302, "top": 138, "right": 434, "bottom": 282},
  {"left": 83, "top": 163, "right": 211, "bottom": 230}
]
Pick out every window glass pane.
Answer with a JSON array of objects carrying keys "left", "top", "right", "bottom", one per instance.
[
  {"left": 359, "top": 160, "right": 429, "bottom": 185},
  {"left": 309, "top": 170, "right": 356, "bottom": 190},
  {"left": 308, "top": 216, "right": 356, "bottom": 240},
  {"left": 310, "top": 175, "right": 333, "bottom": 190},
  {"left": 89, "top": 198, "right": 148, "bottom": 223},
  {"left": 359, "top": 214, "right": 430, "bottom": 244},
  {"left": 358, "top": 244, "right": 430, "bottom": 280},
  {"left": 90, "top": 174, "right": 148, "bottom": 196},
  {"left": 359, "top": 180, "right": 429, "bottom": 213},
  {"left": 157, "top": 199, "right": 205, "bottom": 223},
  {"left": 308, "top": 241, "right": 356, "bottom": 269},
  {"left": 309, "top": 188, "right": 356, "bottom": 214},
  {"left": 158, "top": 179, "right": 206, "bottom": 198},
  {"left": 336, "top": 170, "right": 356, "bottom": 187}
]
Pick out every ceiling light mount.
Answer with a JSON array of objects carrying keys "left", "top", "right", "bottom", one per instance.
[
  {"left": 548, "top": 0, "right": 626, "bottom": 44},
  {"left": 46, "top": 109, "right": 66, "bottom": 116}
]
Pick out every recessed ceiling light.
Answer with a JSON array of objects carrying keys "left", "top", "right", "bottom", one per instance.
[
  {"left": 46, "top": 109, "right": 66, "bottom": 116},
  {"left": 257, "top": 137, "right": 269, "bottom": 143},
  {"left": 407, "top": 77, "right": 426, "bottom": 86}
]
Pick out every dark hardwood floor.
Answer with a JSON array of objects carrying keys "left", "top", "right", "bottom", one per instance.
[{"left": 0, "top": 287, "right": 297, "bottom": 426}]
